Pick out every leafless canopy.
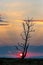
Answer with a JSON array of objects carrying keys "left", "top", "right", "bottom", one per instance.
[{"left": 16, "top": 18, "right": 35, "bottom": 59}]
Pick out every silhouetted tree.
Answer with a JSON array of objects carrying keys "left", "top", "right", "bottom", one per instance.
[{"left": 16, "top": 18, "right": 35, "bottom": 59}]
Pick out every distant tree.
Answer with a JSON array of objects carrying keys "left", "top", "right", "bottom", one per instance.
[{"left": 16, "top": 18, "right": 35, "bottom": 59}]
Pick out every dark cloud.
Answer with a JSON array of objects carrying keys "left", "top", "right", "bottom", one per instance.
[
  {"left": 0, "top": 15, "right": 9, "bottom": 26},
  {"left": 0, "top": 24, "right": 9, "bottom": 26}
]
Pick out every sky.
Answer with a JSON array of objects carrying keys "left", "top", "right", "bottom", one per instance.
[
  {"left": 0, "top": 0, "right": 43, "bottom": 45},
  {"left": 0, "top": 0, "right": 43, "bottom": 20},
  {"left": 0, "top": 0, "right": 43, "bottom": 58}
]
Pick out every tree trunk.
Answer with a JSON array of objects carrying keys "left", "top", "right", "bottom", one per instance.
[{"left": 21, "top": 51, "right": 27, "bottom": 59}]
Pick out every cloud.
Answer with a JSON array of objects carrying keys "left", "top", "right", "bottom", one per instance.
[
  {"left": 0, "top": 21, "right": 22, "bottom": 46},
  {"left": 29, "top": 22, "right": 43, "bottom": 45},
  {"left": 1, "top": 1, "right": 32, "bottom": 8},
  {"left": 0, "top": 0, "right": 43, "bottom": 20},
  {"left": 0, "top": 22, "right": 43, "bottom": 46},
  {"left": 0, "top": 24, "right": 9, "bottom": 26},
  {"left": 0, "top": 1, "right": 43, "bottom": 46},
  {"left": 0, "top": 1, "right": 32, "bottom": 20}
]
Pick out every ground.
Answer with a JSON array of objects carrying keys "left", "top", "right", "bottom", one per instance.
[{"left": 0, "top": 58, "right": 43, "bottom": 65}]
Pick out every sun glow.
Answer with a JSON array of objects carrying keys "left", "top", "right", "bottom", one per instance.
[{"left": 20, "top": 53, "right": 23, "bottom": 57}]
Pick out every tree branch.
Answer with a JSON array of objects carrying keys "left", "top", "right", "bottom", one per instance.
[
  {"left": 22, "top": 23, "right": 27, "bottom": 36},
  {"left": 21, "top": 33, "right": 26, "bottom": 40},
  {"left": 18, "top": 43, "right": 24, "bottom": 48}
]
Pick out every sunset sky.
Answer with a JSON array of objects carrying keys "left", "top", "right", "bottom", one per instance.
[
  {"left": 0, "top": 0, "right": 43, "bottom": 58},
  {"left": 0, "top": 0, "right": 43, "bottom": 45},
  {"left": 0, "top": 0, "right": 43, "bottom": 20}
]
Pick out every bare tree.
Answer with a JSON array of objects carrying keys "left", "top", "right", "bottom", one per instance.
[{"left": 16, "top": 18, "right": 35, "bottom": 59}]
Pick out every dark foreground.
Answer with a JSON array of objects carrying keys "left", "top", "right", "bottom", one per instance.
[{"left": 0, "top": 58, "right": 43, "bottom": 65}]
